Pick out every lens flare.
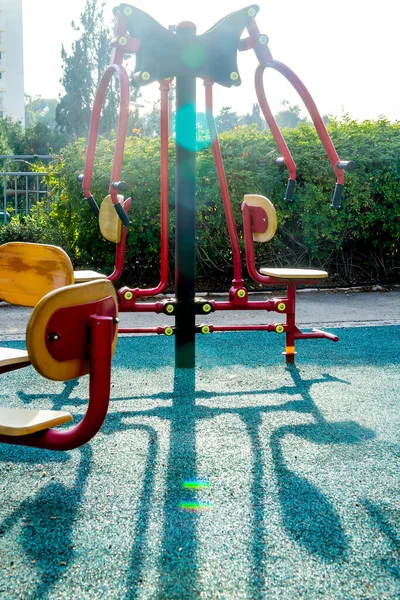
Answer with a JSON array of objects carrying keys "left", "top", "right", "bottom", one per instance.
[
  {"left": 182, "top": 479, "right": 210, "bottom": 490},
  {"left": 179, "top": 501, "right": 213, "bottom": 512}
]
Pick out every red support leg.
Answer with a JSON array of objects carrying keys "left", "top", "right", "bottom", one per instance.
[{"left": 284, "top": 283, "right": 297, "bottom": 364}]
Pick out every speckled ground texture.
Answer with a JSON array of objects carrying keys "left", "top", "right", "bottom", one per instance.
[{"left": 0, "top": 326, "right": 399, "bottom": 599}]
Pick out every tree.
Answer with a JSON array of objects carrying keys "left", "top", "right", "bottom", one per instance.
[
  {"left": 216, "top": 106, "right": 238, "bottom": 132},
  {"left": 239, "top": 103, "right": 265, "bottom": 130},
  {"left": 274, "top": 100, "right": 309, "bottom": 129},
  {"left": 25, "top": 96, "right": 58, "bottom": 128},
  {"left": 56, "top": 0, "right": 118, "bottom": 138},
  {"left": 0, "top": 118, "right": 24, "bottom": 154}
]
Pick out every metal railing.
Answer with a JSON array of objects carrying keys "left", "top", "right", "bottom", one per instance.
[{"left": 0, "top": 155, "right": 56, "bottom": 223}]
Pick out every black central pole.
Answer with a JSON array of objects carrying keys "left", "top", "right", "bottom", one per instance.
[{"left": 175, "top": 21, "right": 197, "bottom": 368}]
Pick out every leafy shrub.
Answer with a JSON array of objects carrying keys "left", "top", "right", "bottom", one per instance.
[{"left": 5, "top": 118, "right": 400, "bottom": 288}]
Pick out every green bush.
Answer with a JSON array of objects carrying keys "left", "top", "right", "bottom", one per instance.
[{"left": 4, "top": 118, "right": 399, "bottom": 288}]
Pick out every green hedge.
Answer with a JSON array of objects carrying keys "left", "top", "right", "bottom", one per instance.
[{"left": 1, "top": 117, "right": 399, "bottom": 288}]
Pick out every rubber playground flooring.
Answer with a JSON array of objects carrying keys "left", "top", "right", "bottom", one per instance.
[{"left": 0, "top": 326, "right": 399, "bottom": 599}]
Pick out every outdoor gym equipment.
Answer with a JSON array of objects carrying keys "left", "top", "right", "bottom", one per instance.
[
  {"left": 80, "top": 3, "right": 352, "bottom": 367},
  {"left": 0, "top": 218, "right": 131, "bottom": 305},
  {"left": 0, "top": 278, "right": 118, "bottom": 450}
]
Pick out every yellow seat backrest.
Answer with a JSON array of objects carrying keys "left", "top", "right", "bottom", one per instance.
[
  {"left": 0, "top": 242, "right": 74, "bottom": 307},
  {"left": 26, "top": 280, "right": 118, "bottom": 381},
  {"left": 242, "top": 194, "right": 278, "bottom": 242},
  {"left": 99, "top": 194, "right": 125, "bottom": 243}
]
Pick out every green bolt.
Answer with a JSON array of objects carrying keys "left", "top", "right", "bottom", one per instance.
[
  {"left": 201, "top": 326, "right": 210, "bottom": 335},
  {"left": 119, "top": 37, "right": 128, "bottom": 46},
  {"left": 141, "top": 71, "right": 151, "bottom": 81},
  {"left": 166, "top": 304, "right": 174, "bottom": 314},
  {"left": 202, "top": 303, "right": 212, "bottom": 314},
  {"left": 230, "top": 72, "right": 239, "bottom": 82},
  {"left": 123, "top": 6, "right": 133, "bottom": 16},
  {"left": 259, "top": 35, "right": 269, "bottom": 45},
  {"left": 247, "top": 7, "right": 257, "bottom": 17}
]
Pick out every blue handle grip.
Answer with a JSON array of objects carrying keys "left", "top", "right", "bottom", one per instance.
[
  {"left": 331, "top": 183, "right": 344, "bottom": 208},
  {"left": 87, "top": 195, "right": 100, "bottom": 218},
  {"left": 285, "top": 179, "right": 295, "bottom": 202},
  {"left": 114, "top": 202, "right": 131, "bottom": 226}
]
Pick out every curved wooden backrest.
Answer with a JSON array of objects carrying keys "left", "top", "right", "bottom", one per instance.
[
  {"left": 0, "top": 242, "right": 74, "bottom": 307},
  {"left": 26, "top": 280, "right": 118, "bottom": 381},
  {"left": 99, "top": 194, "right": 125, "bottom": 243},
  {"left": 242, "top": 194, "right": 278, "bottom": 242}
]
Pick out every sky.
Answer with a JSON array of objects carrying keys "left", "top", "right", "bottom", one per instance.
[{"left": 22, "top": 0, "right": 400, "bottom": 121}]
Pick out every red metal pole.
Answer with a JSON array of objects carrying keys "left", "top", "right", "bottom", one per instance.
[
  {"left": 120, "top": 80, "right": 170, "bottom": 299},
  {"left": 295, "top": 329, "right": 339, "bottom": 342},
  {"left": 204, "top": 80, "right": 244, "bottom": 289},
  {"left": 119, "top": 327, "right": 167, "bottom": 334},
  {"left": 284, "top": 283, "right": 296, "bottom": 363},
  {"left": 255, "top": 65, "right": 296, "bottom": 181},
  {"left": 209, "top": 324, "right": 282, "bottom": 332},
  {"left": 268, "top": 60, "right": 343, "bottom": 184},
  {"left": 108, "top": 197, "right": 132, "bottom": 282},
  {"left": 82, "top": 64, "right": 130, "bottom": 205}
]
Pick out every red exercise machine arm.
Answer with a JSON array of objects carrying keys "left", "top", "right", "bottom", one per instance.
[
  {"left": 81, "top": 64, "right": 131, "bottom": 226},
  {"left": 246, "top": 18, "right": 354, "bottom": 207},
  {"left": 118, "top": 79, "right": 170, "bottom": 301},
  {"left": 255, "top": 64, "right": 297, "bottom": 201},
  {"left": 204, "top": 80, "right": 244, "bottom": 289}
]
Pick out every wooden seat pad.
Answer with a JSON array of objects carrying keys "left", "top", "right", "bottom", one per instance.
[
  {"left": 0, "top": 407, "right": 72, "bottom": 436},
  {"left": 0, "top": 242, "right": 74, "bottom": 307},
  {"left": 27, "top": 280, "right": 118, "bottom": 381},
  {"left": 243, "top": 194, "right": 277, "bottom": 242},
  {"left": 259, "top": 267, "right": 328, "bottom": 279},
  {"left": 99, "top": 194, "right": 124, "bottom": 243},
  {"left": 0, "top": 347, "right": 30, "bottom": 368},
  {"left": 73, "top": 270, "right": 107, "bottom": 283}
]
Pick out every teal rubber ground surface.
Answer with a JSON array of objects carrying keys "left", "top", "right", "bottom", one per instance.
[{"left": 0, "top": 326, "right": 399, "bottom": 599}]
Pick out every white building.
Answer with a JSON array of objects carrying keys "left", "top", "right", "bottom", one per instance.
[{"left": 0, "top": 0, "right": 24, "bottom": 124}]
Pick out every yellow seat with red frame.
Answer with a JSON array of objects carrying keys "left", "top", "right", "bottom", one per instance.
[
  {"left": 73, "top": 193, "right": 129, "bottom": 283},
  {"left": 242, "top": 194, "right": 328, "bottom": 279},
  {"left": 0, "top": 279, "right": 118, "bottom": 450}
]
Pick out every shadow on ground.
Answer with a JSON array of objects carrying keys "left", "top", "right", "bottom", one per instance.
[{"left": 0, "top": 327, "right": 398, "bottom": 598}]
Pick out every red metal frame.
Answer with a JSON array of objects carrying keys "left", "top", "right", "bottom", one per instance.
[
  {"left": 204, "top": 80, "right": 244, "bottom": 291},
  {"left": 247, "top": 17, "right": 346, "bottom": 191},
  {"left": 79, "top": 8, "right": 343, "bottom": 363},
  {"left": 82, "top": 64, "right": 130, "bottom": 206},
  {"left": 117, "top": 79, "right": 170, "bottom": 303},
  {"left": 0, "top": 315, "right": 114, "bottom": 451},
  {"left": 108, "top": 197, "right": 132, "bottom": 283}
]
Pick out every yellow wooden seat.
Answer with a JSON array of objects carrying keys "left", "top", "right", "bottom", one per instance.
[
  {"left": 0, "top": 279, "right": 118, "bottom": 445},
  {"left": 99, "top": 194, "right": 124, "bottom": 243},
  {"left": 243, "top": 194, "right": 278, "bottom": 242},
  {"left": 73, "top": 270, "right": 107, "bottom": 283},
  {"left": 72, "top": 194, "right": 125, "bottom": 283},
  {"left": 242, "top": 195, "right": 329, "bottom": 281},
  {"left": 0, "top": 242, "right": 74, "bottom": 307},
  {"left": 259, "top": 267, "right": 328, "bottom": 279},
  {"left": 0, "top": 347, "right": 30, "bottom": 369},
  {"left": 0, "top": 408, "right": 72, "bottom": 436},
  {"left": 27, "top": 279, "right": 118, "bottom": 381}
]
